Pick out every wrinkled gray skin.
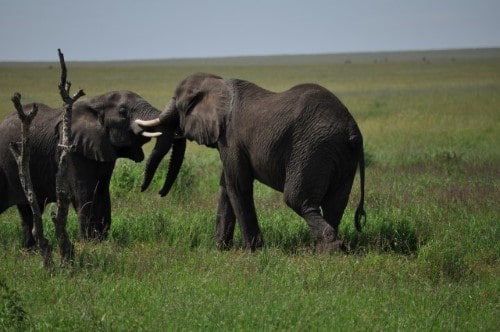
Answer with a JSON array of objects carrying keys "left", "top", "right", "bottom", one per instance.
[
  {"left": 139, "top": 73, "right": 366, "bottom": 251},
  {"left": 0, "top": 91, "right": 178, "bottom": 247}
]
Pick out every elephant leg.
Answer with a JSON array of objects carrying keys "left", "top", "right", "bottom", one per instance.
[
  {"left": 320, "top": 188, "right": 351, "bottom": 252},
  {"left": 290, "top": 201, "right": 341, "bottom": 253},
  {"left": 73, "top": 161, "right": 113, "bottom": 240},
  {"left": 90, "top": 180, "right": 111, "bottom": 239},
  {"left": 283, "top": 158, "right": 336, "bottom": 246},
  {"left": 214, "top": 172, "right": 236, "bottom": 249},
  {"left": 74, "top": 181, "right": 100, "bottom": 240},
  {"left": 317, "top": 164, "right": 357, "bottom": 252},
  {"left": 16, "top": 204, "right": 36, "bottom": 249},
  {"left": 76, "top": 200, "right": 92, "bottom": 240},
  {"left": 230, "top": 189, "right": 263, "bottom": 251},
  {"left": 92, "top": 163, "right": 114, "bottom": 239},
  {"left": 285, "top": 196, "right": 336, "bottom": 243},
  {"left": 75, "top": 181, "right": 110, "bottom": 240},
  {"left": 223, "top": 171, "right": 263, "bottom": 250},
  {"left": 322, "top": 178, "right": 356, "bottom": 234}
]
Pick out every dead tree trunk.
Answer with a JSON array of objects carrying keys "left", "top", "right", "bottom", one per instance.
[
  {"left": 9, "top": 94, "right": 53, "bottom": 268},
  {"left": 51, "top": 49, "right": 85, "bottom": 264}
]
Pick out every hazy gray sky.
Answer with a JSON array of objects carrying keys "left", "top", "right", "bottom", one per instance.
[{"left": 1, "top": 0, "right": 499, "bottom": 61}]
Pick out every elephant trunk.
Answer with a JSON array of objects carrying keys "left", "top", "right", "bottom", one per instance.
[
  {"left": 135, "top": 98, "right": 178, "bottom": 133},
  {"left": 131, "top": 104, "right": 162, "bottom": 137},
  {"left": 141, "top": 131, "right": 173, "bottom": 191},
  {"left": 137, "top": 98, "right": 185, "bottom": 196},
  {"left": 159, "top": 137, "right": 186, "bottom": 196},
  {"left": 136, "top": 104, "right": 161, "bottom": 121}
]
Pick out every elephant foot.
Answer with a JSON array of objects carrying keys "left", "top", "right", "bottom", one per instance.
[
  {"left": 216, "top": 239, "right": 234, "bottom": 251},
  {"left": 315, "top": 240, "right": 344, "bottom": 254},
  {"left": 244, "top": 234, "right": 264, "bottom": 252},
  {"left": 59, "top": 241, "right": 74, "bottom": 265},
  {"left": 22, "top": 237, "right": 37, "bottom": 250},
  {"left": 80, "top": 226, "right": 108, "bottom": 242},
  {"left": 36, "top": 238, "right": 54, "bottom": 268}
]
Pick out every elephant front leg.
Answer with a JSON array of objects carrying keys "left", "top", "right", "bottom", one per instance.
[
  {"left": 75, "top": 199, "right": 93, "bottom": 240},
  {"left": 215, "top": 178, "right": 236, "bottom": 249},
  {"left": 89, "top": 186, "right": 111, "bottom": 239},
  {"left": 76, "top": 193, "right": 111, "bottom": 240},
  {"left": 74, "top": 175, "right": 112, "bottom": 240},
  {"left": 16, "top": 204, "right": 36, "bottom": 249},
  {"left": 225, "top": 180, "right": 263, "bottom": 251}
]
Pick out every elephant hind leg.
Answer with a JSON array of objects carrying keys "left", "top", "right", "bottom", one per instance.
[
  {"left": 321, "top": 175, "right": 357, "bottom": 243},
  {"left": 283, "top": 158, "right": 336, "bottom": 245},
  {"left": 284, "top": 192, "right": 336, "bottom": 244},
  {"left": 321, "top": 188, "right": 351, "bottom": 235}
]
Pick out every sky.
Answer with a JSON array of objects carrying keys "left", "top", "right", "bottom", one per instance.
[{"left": 1, "top": 0, "right": 499, "bottom": 61}]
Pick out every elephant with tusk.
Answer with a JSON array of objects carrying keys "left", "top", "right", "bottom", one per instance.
[
  {"left": 137, "top": 73, "right": 366, "bottom": 252},
  {"left": 0, "top": 90, "right": 183, "bottom": 247}
]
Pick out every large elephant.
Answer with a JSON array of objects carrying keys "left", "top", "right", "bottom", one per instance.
[
  {"left": 0, "top": 90, "right": 181, "bottom": 248},
  {"left": 137, "top": 73, "right": 366, "bottom": 251}
]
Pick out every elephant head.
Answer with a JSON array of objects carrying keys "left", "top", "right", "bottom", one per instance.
[
  {"left": 136, "top": 73, "right": 228, "bottom": 195},
  {"left": 70, "top": 90, "right": 172, "bottom": 164}
]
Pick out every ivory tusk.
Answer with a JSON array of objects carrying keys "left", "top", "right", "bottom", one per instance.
[
  {"left": 135, "top": 118, "right": 161, "bottom": 127},
  {"left": 141, "top": 131, "right": 163, "bottom": 138}
]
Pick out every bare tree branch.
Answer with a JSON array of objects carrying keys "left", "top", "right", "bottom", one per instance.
[
  {"left": 9, "top": 93, "right": 53, "bottom": 268},
  {"left": 57, "top": 49, "right": 85, "bottom": 104},
  {"left": 51, "top": 49, "right": 85, "bottom": 264}
]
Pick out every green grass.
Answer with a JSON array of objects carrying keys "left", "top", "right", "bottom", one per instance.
[{"left": 1, "top": 49, "right": 499, "bottom": 330}]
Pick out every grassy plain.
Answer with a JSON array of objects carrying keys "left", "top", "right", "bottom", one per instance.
[{"left": 0, "top": 49, "right": 499, "bottom": 330}]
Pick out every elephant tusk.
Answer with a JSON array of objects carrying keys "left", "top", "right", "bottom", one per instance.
[
  {"left": 135, "top": 118, "right": 161, "bottom": 127},
  {"left": 141, "top": 131, "right": 163, "bottom": 138}
]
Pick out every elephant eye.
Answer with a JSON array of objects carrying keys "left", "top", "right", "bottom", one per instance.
[{"left": 118, "top": 107, "right": 128, "bottom": 118}]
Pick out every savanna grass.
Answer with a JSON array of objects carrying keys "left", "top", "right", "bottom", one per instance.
[{"left": 0, "top": 49, "right": 499, "bottom": 330}]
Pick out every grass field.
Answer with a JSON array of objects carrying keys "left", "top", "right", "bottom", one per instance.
[{"left": 0, "top": 49, "right": 499, "bottom": 330}]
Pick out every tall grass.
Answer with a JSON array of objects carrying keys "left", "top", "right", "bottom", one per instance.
[{"left": 0, "top": 50, "right": 499, "bottom": 330}]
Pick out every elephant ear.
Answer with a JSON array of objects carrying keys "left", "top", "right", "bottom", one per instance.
[
  {"left": 70, "top": 102, "right": 117, "bottom": 162},
  {"left": 182, "top": 79, "right": 229, "bottom": 146}
]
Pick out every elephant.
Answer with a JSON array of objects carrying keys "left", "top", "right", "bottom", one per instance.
[
  {"left": 137, "top": 73, "right": 366, "bottom": 251},
  {"left": 0, "top": 90, "right": 181, "bottom": 248}
]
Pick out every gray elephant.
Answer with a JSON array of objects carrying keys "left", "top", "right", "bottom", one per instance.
[
  {"left": 137, "top": 73, "right": 366, "bottom": 251},
  {"left": 0, "top": 90, "right": 180, "bottom": 248}
]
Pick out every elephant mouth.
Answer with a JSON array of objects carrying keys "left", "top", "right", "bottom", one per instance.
[
  {"left": 132, "top": 120, "right": 163, "bottom": 138},
  {"left": 116, "top": 145, "right": 145, "bottom": 162},
  {"left": 134, "top": 119, "right": 185, "bottom": 139}
]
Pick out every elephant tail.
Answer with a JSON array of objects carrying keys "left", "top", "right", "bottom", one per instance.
[{"left": 354, "top": 144, "right": 366, "bottom": 232}]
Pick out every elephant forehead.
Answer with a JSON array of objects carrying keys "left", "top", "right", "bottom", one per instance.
[
  {"left": 99, "top": 90, "right": 137, "bottom": 101},
  {"left": 77, "top": 91, "right": 143, "bottom": 109}
]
